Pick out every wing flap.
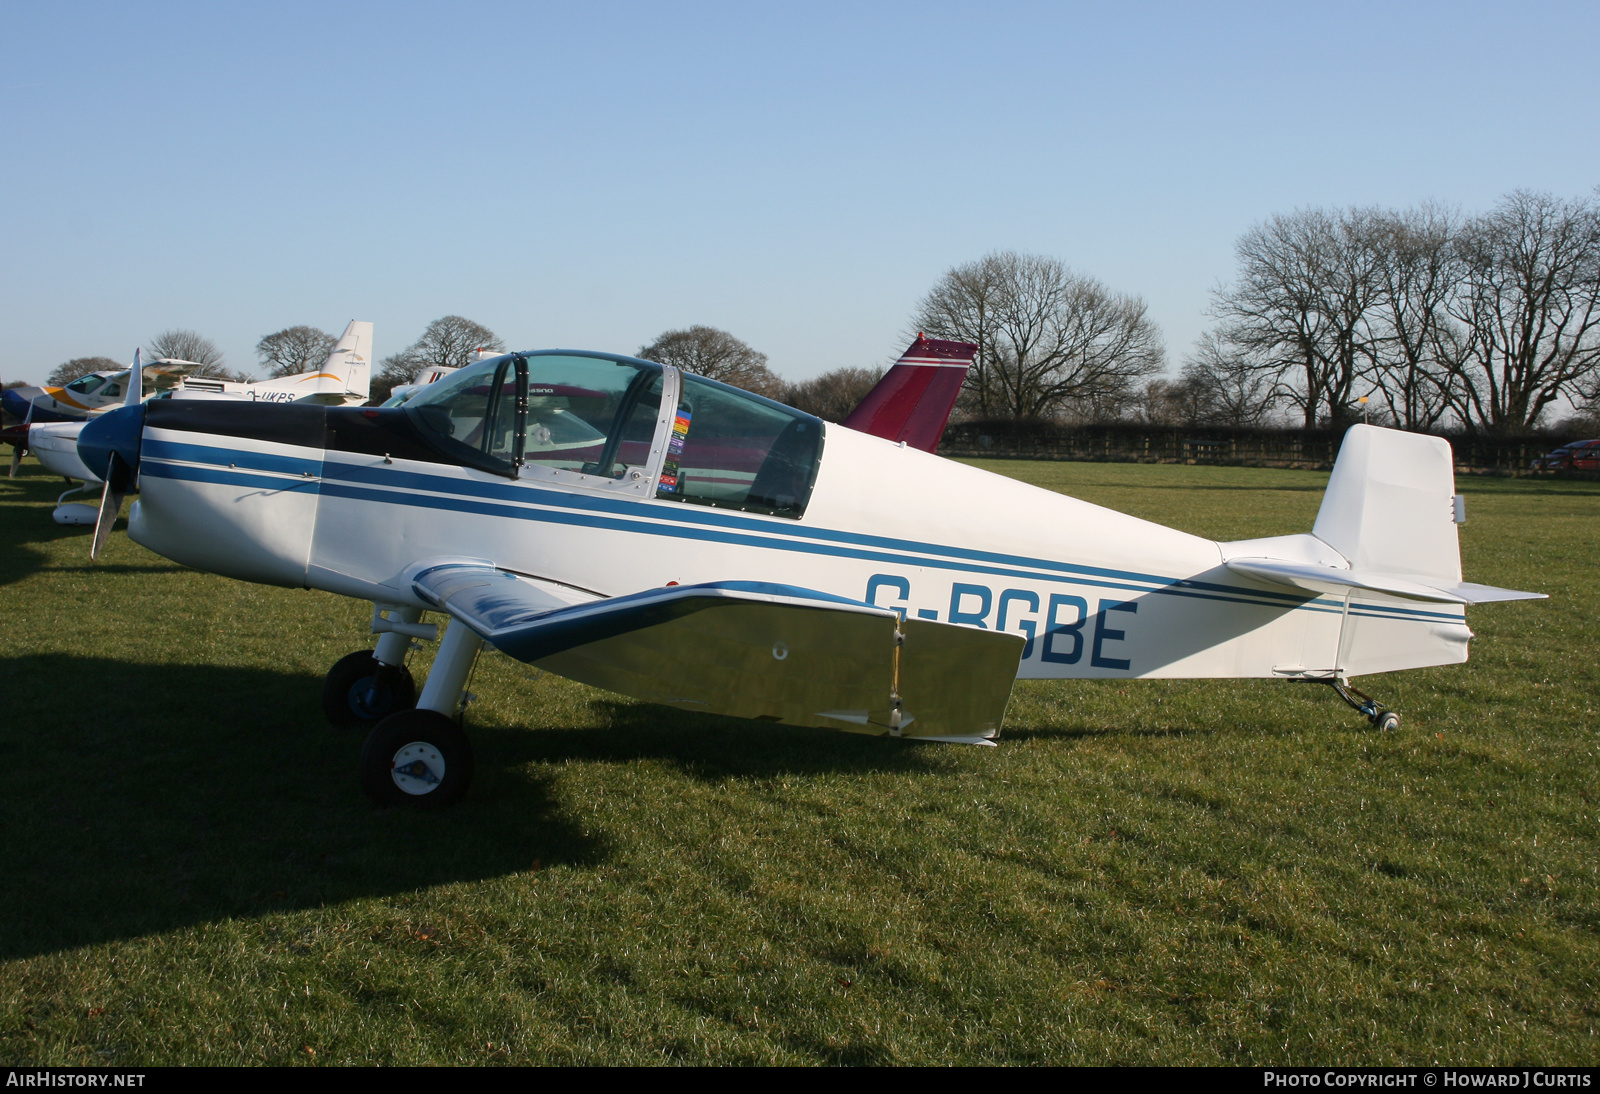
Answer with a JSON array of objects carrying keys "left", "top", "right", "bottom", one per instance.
[
  {"left": 411, "top": 567, "right": 1025, "bottom": 737},
  {"left": 1226, "top": 558, "right": 1544, "bottom": 604}
]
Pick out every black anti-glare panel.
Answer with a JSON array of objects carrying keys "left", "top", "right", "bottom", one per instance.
[
  {"left": 326, "top": 407, "right": 456, "bottom": 465},
  {"left": 145, "top": 400, "right": 328, "bottom": 449}
]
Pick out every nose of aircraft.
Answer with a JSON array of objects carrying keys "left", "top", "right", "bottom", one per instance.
[
  {"left": 78, "top": 404, "right": 145, "bottom": 489},
  {"left": 1, "top": 386, "right": 36, "bottom": 420}
]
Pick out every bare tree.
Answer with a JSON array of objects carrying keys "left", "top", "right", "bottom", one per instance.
[
  {"left": 47, "top": 356, "right": 123, "bottom": 386},
  {"left": 148, "top": 329, "right": 230, "bottom": 377},
  {"left": 376, "top": 316, "right": 506, "bottom": 402},
  {"left": 636, "top": 326, "right": 783, "bottom": 398},
  {"left": 911, "top": 251, "right": 1164, "bottom": 420},
  {"left": 1211, "top": 208, "right": 1387, "bottom": 427},
  {"left": 1552, "top": 391, "right": 1600, "bottom": 436},
  {"left": 1445, "top": 190, "right": 1600, "bottom": 432},
  {"left": 1366, "top": 204, "right": 1467, "bottom": 430},
  {"left": 257, "top": 326, "right": 336, "bottom": 378},
  {"left": 779, "top": 366, "right": 883, "bottom": 422},
  {"left": 1136, "top": 375, "right": 1210, "bottom": 426},
  {"left": 1180, "top": 333, "right": 1281, "bottom": 428}
]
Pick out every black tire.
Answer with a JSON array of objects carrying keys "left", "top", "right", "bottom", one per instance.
[
  {"left": 322, "top": 650, "right": 416, "bottom": 728},
  {"left": 359, "top": 709, "right": 474, "bottom": 810}
]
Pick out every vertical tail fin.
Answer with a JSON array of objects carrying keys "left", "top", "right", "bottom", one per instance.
[
  {"left": 322, "top": 320, "right": 373, "bottom": 400},
  {"left": 1312, "top": 424, "right": 1461, "bottom": 582},
  {"left": 841, "top": 334, "right": 976, "bottom": 452}
]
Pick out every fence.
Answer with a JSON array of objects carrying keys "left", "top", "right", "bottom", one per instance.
[{"left": 938, "top": 420, "right": 1597, "bottom": 477}]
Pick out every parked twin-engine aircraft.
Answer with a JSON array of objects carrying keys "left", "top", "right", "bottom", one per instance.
[{"left": 76, "top": 335, "right": 1542, "bottom": 809}]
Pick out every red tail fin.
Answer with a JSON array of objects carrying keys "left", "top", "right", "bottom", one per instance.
[{"left": 841, "top": 334, "right": 976, "bottom": 452}]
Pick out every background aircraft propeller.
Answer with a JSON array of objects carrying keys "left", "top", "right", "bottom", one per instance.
[{"left": 8, "top": 402, "right": 34, "bottom": 479}]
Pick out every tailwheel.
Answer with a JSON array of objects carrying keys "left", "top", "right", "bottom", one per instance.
[
  {"left": 322, "top": 650, "right": 416, "bottom": 728},
  {"left": 359, "top": 709, "right": 474, "bottom": 809},
  {"left": 1324, "top": 679, "right": 1400, "bottom": 731}
]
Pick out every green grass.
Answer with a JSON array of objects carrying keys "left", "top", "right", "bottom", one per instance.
[{"left": 1, "top": 457, "right": 1595, "bottom": 1065}]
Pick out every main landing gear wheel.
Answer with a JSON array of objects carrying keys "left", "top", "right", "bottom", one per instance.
[
  {"left": 359, "top": 709, "right": 474, "bottom": 810},
  {"left": 322, "top": 650, "right": 416, "bottom": 728}
]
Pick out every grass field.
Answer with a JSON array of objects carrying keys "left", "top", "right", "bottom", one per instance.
[{"left": 1, "top": 457, "right": 1595, "bottom": 1065}]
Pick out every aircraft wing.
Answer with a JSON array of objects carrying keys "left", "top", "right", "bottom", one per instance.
[
  {"left": 1225, "top": 558, "right": 1545, "bottom": 605},
  {"left": 410, "top": 563, "right": 1024, "bottom": 741}
]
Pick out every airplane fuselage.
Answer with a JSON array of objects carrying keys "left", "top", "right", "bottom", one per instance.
[{"left": 124, "top": 392, "right": 1470, "bottom": 684}]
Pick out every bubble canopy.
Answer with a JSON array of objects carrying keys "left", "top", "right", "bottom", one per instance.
[{"left": 402, "top": 350, "right": 824, "bottom": 518}]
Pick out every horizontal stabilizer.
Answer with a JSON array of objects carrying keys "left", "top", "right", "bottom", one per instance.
[
  {"left": 411, "top": 565, "right": 1024, "bottom": 737},
  {"left": 1226, "top": 557, "right": 1545, "bottom": 605}
]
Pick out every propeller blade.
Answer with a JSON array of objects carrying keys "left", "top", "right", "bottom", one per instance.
[
  {"left": 90, "top": 453, "right": 126, "bottom": 560},
  {"left": 4, "top": 404, "right": 27, "bottom": 477},
  {"left": 127, "top": 349, "right": 142, "bottom": 406}
]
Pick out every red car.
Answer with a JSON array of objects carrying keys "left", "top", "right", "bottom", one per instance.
[{"left": 1532, "top": 438, "right": 1600, "bottom": 471}]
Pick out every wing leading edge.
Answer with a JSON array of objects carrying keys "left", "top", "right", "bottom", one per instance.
[{"left": 410, "top": 563, "right": 1024, "bottom": 740}]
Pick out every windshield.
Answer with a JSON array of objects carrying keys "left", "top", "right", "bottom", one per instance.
[
  {"left": 404, "top": 352, "right": 662, "bottom": 477},
  {"left": 65, "top": 375, "right": 108, "bottom": 395}
]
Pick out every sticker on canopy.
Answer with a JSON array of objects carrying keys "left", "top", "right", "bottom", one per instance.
[{"left": 657, "top": 407, "right": 692, "bottom": 495}]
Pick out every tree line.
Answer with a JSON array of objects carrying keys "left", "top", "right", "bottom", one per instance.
[
  {"left": 911, "top": 190, "right": 1600, "bottom": 436},
  {"left": 25, "top": 185, "right": 1599, "bottom": 436},
  {"left": 1206, "top": 191, "right": 1600, "bottom": 434}
]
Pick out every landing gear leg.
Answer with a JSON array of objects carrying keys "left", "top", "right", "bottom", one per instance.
[
  {"left": 1323, "top": 678, "right": 1400, "bottom": 732},
  {"left": 360, "top": 618, "right": 483, "bottom": 808}
]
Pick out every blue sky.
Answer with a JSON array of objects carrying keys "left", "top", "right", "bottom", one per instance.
[{"left": 3, "top": 0, "right": 1597, "bottom": 384}]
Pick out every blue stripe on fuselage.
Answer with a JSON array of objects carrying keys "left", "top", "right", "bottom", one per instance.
[
  {"left": 144, "top": 437, "right": 322, "bottom": 478},
  {"left": 141, "top": 459, "right": 321, "bottom": 494},
  {"left": 318, "top": 469, "right": 1464, "bottom": 625},
  {"left": 139, "top": 439, "right": 1468, "bottom": 626}
]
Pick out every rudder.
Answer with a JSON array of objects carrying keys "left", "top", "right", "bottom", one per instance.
[{"left": 1312, "top": 424, "right": 1461, "bottom": 583}]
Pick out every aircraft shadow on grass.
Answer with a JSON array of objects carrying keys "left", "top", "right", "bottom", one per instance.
[{"left": 0, "top": 654, "right": 953, "bottom": 961}]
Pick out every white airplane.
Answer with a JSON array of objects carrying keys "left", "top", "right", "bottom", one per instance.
[
  {"left": 1, "top": 321, "right": 373, "bottom": 428},
  {"left": 14, "top": 323, "right": 374, "bottom": 521},
  {"left": 75, "top": 337, "right": 1542, "bottom": 809},
  {"left": 10, "top": 351, "right": 150, "bottom": 523},
  {"left": 2, "top": 364, "right": 164, "bottom": 425}
]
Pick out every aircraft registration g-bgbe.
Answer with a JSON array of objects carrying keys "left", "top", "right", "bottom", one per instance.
[{"left": 76, "top": 337, "right": 1542, "bottom": 808}]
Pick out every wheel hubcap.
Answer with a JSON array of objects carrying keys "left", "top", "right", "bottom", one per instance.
[
  {"left": 390, "top": 741, "right": 445, "bottom": 794},
  {"left": 349, "top": 675, "right": 392, "bottom": 719}
]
